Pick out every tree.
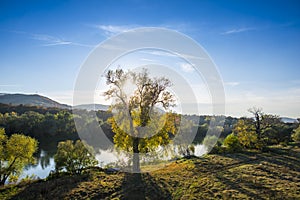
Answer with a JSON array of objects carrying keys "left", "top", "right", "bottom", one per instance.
[
  {"left": 247, "top": 108, "right": 283, "bottom": 147},
  {"left": 233, "top": 119, "right": 257, "bottom": 148},
  {"left": 0, "top": 128, "right": 38, "bottom": 185},
  {"left": 223, "top": 133, "right": 241, "bottom": 153},
  {"left": 104, "top": 68, "right": 176, "bottom": 172},
  {"left": 248, "top": 107, "right": 264, "bottom": 141},
  {"left": 54, "top": 140, "right": 98, "bottom": 174},
  {"left": 292, "top": 125, "right": 300, "bottom": 142}
]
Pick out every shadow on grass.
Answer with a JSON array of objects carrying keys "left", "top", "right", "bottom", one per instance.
[
  {"left": 9, "top": 173, "right": 90, "bottom": 200},
  {"left": 113, "top": 173, "right": 172, "bottom": 200}
]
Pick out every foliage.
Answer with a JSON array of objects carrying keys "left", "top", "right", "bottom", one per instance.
[
  {"left": 234, "top": 119, "right": 257, "bottom": 148},
  {"left": 223, "top": 133, "right": 241, "bottom": 153},
  {"left": 54, "top": 140, "right": 98, "bottom": 174},
  {"left": 105, "top": 68, "right": 176, "bottom": 172},
  {"left": 202, "top": 135, "right": 218, "bottom": 152},
  {"left": 233, "top": 108, "right": 293, "bottom": 149},
  {"left": 292, "top": 125, "right": 300, "bottom": 142},
  {"left": 0, "top": 128, "right": 38, "bottom": 185}
]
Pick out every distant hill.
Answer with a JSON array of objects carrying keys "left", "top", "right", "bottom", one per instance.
[
  {"left": 0, "top": 93, "right": 70, "bottom": 109},
  {"left": 280, "top": 117, "right": 299, "bottom": 124},
  {"left": 73, "top": 104, "right": 109, "bottom": 111}
]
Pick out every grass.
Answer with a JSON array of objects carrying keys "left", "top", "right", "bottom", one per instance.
[{"left": 1, "top": 145, "right": 299, "bottom": 199}]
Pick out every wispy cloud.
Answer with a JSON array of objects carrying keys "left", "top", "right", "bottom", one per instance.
[
  {"left": 140, "top": 58, "right": 156, "bottom": 62},
  {"left": 31, "top": 33, "right": 95, "bottom": 47},
  {"left": 0, "top": 84, "right": 22, "bottom": 87},
  {"left": 225, "top": 82, "right": 240, "bottom": 86},
  {"left": 92, "top": 23, "right": 193, "bottom": 37},
  {"left": 94, "top": 25, "right": 137, "bottom": 37},
  {"left": 180, "top": 62, "right": 195, "bottom": 73},
  {"left": 9, "top": 30, "right": 94, "bottom": 48},
  {"left": 221, "top": 27, "right": 255, "bottom": 35}
]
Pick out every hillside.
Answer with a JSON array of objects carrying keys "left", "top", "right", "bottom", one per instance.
[
  {"left": 0, "top": 94, "right": 70, "bottom": 109},
  {"left": 73, "top": 104, "right": 109, "bottom": 111},
  {"left": 1, "top": 145, "right": 299, "bottom": 199}
]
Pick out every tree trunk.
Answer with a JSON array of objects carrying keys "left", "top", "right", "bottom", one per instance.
[
  {"left": 132, "top": 137, "right": 140, "bottom": 173},
  {"left": 0, "top": 176, "right": 7, "bottom": 186}
]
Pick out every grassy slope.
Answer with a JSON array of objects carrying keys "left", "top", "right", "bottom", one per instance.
[{"left": 1, "top": 145, "right": 300, "bottom": 200}]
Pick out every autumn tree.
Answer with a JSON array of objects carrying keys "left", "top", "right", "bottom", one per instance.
[
  {"left": 248, "top": 107, "right": 264, "bottom": 141},
  {"left": 223, "top": 133, "right": 241, "bottom": 153},
  {"left": 233, "top": 119, "right": 257, "bottom": 148},
  {"left": 0, "top": 128, "right": 38, "bottom": 185},
  {"left": 54, "top": 140, "right": 98, "bottom": 174},
  {"left": 104, "top": 68, "right": 176, "bottom": 172}
]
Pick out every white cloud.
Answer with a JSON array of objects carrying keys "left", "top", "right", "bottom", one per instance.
[
  {"left": 140, "top": 58, "right": 156, "bottom": 62},
  {"left": 180, "top": 63, "right": 195, "bottom": 73},
  {"left": 0, "top": 84, "right": 22, "bottom": 87},
  {"left": 221, "top": 27, "right": 255, "bottom": 35},
  {"left": 225, "top": 87, "right": 300, "bottom": 118},
  {"left": 95, "top": 25, "right": 136, "bottom": 37},
  {"left": 225, "top": 82, "right": 239, "bottom": 86}
]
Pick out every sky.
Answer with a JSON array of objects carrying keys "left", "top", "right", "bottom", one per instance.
[{"left": 0, "top": 0, "right": 300, "bottom": 118}]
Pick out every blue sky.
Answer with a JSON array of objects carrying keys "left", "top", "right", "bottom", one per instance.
[{"left": 0, "top": 0, "right": 299, "bottom": 117}]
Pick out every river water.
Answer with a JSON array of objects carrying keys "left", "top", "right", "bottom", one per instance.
[{"left": 21, "top": 144, "right": 206, "bottom": 180}]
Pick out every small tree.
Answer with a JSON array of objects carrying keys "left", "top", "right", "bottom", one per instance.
[
  {"left": 233, "top": 119, "right": 257, "bottom": 149},
  {"left": 0, "top": 128, "right": 38, "bottom": 185},
  {"left": 54, "top": 140, "right": 98, "bottom": 174},
  {"left": 292, "top": 126, "right": 300, "bottom": 142},
  {"left": 223, "top": 133, "right": 241, "bottom": 153}
]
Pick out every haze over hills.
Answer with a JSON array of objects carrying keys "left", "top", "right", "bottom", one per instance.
[
  {"left": 0, "top": 93, "right": 71, "bottom": 109},
  {"left": 0, "top": 93, "right": 109, "bottom": 111},
  {"left": 72, "top": 104, "right": 109, "bottom": 111},
  {"left": 0, "top": 93, "right": 298, "bottom": 123}
]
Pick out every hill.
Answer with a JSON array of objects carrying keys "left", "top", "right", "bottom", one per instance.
[
  {"left": 73, "top": 104, "right": 109, "bottom": 111},
  {"left": 0, "top": 93, "right": 70, "bottom": 109},
  {"left": 1, "top": 145, "right": 299, "bottom": 199},
  {"left": 0, "top": 93, "right": 111, "bottom": 112},
  {"left": 281, "top": 117, "right": 299, "bottom": 124}
]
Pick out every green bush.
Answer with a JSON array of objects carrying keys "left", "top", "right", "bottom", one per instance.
[
  {"left": 223, "top": 133, "right": 242, "bottom": 153},
  {"left": 292, "top": 126, "right": 300, "bottom": 142},
  {"left": 54, "top": 140, "right": 98, "bottom": 174}
]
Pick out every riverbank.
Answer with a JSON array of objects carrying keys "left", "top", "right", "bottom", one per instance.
[{"left": 1, "top": 145, "right": 299, "bottom": 199}]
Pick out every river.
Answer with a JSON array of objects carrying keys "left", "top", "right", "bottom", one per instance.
[{"left": 21, "top": 144, "right": 206, "bottom": 180}]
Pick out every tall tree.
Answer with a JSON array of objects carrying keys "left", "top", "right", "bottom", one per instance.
[
  {"left": 0, "top": 128, "right": 38, "bottom": 185},
  {"left": 248, "top": 107, "right": 264, "bottom": 141},
  {"left": 104, "top": 68, "right": 176, "bottom": 172}
]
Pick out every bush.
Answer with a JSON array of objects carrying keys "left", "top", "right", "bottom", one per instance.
[
  {"left": 54, "top": 140, "right": 98, "bottom": 174},
  {"left": 223, "top": 133, "right": 241, "bottom": 153},
  {"left": 292, "top": 126, "right": 300, "bottom": 142}
]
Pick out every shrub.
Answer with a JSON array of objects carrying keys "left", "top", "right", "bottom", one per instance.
[
  {"left": 54, "top": 140, "right": 98, "bottom": 174},
  {"left": 292, "top": 126, "right": 300, "bottom": 142},
  {"left": 223, "top": 133, "right": 241, "bottom": 153}
]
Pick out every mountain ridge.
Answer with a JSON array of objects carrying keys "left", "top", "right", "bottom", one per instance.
[{"left": 0, "top": 93, "right": 110, "bottom": 111}]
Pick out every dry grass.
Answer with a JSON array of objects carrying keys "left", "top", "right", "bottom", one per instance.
[{"left": 1, "top": 145, "right": 299, "bottom": 199}]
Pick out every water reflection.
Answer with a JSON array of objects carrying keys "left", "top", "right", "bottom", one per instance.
[{"left": 22, "top": 144, "right": 206, "bottom": 179}]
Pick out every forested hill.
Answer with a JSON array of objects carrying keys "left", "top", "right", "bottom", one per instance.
[{"left": 0, "top": 93, "right": 70, "bottom": 109}]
